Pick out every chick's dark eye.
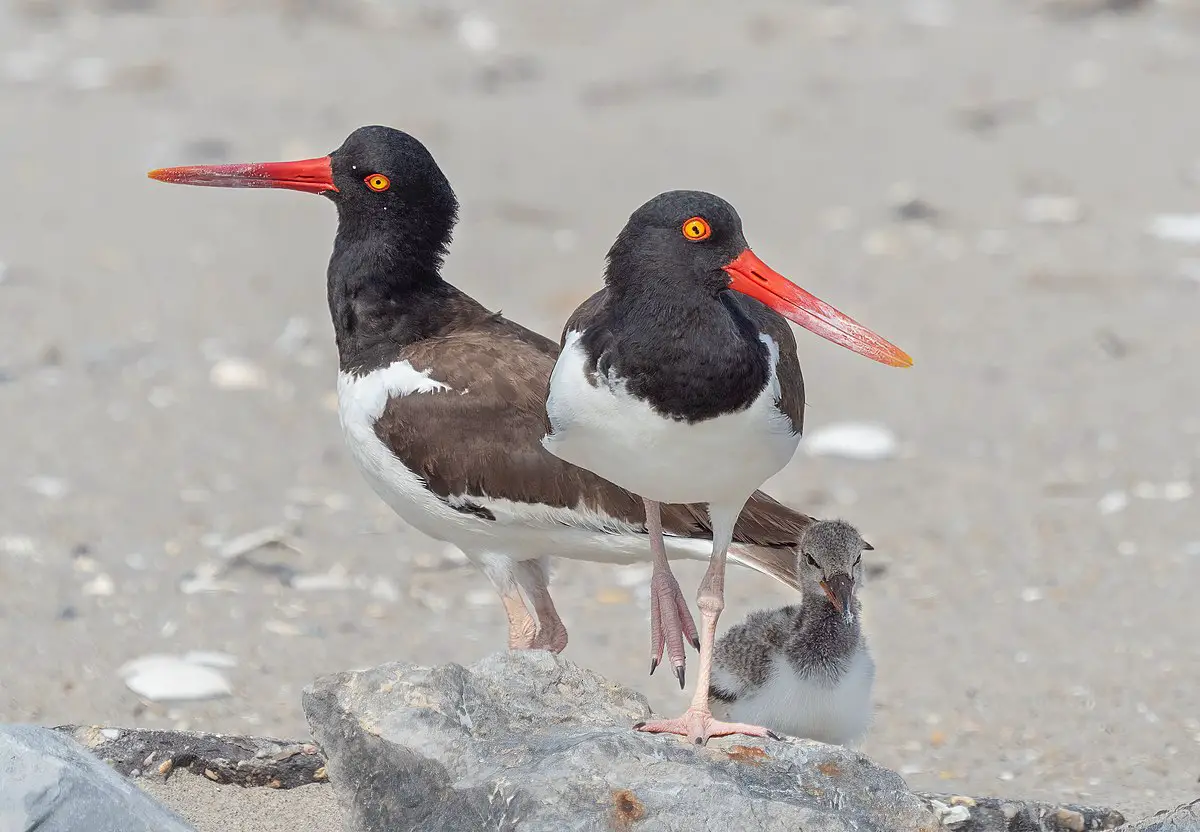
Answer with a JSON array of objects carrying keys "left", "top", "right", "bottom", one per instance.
[{"left": 805, "top": 552, "right": 819, "bottom": 568}]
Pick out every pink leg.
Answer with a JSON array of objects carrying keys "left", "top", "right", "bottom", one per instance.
[
  {"left": 636, "top": 506, "right": 778, "bottom": 746},
  {"left": 500, "top": 590, "right": 538, "bottom": 650},
  {"left": 518, "top": 559, "right": 569, "bottom": 653},
  {"left": 645, "top": 499, "right": 699, "bottom": 688}
]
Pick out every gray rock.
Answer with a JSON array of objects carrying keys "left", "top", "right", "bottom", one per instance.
[
  {"left": 0, "top": 723, "right": 197, "bottom": 832},
  {"left": 1116, "top": 798, "right": 1200, "bottom": 831},
  {"left": 54, "top": 724, "right": 327, "bottom": 789},
  {"left": 302, "top": 650, "right": 942, "bottom": 831}
]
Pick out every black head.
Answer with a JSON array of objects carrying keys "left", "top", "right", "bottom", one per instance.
[
  {"left": 148, "top": 125, "right": 459, "bottom": 272},
  {"left": 327, "top": 126, "right": 458, "bottom": 270},
  {"left": 797, "top": 519, "right": 870, "bottom": 621},
  {"left": 598, "top": 189, "right": 914, "bottom": 368},
  {"left": 606, "top": 190, "right": 750, "bottom": 297}
]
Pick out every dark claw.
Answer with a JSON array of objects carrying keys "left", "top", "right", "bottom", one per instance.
[
  {"left": 690, "top": 635, "right": 701, "bottom": 651},
  {"left": 694, "top": 737, "right": 704, "bottom": 745},
  {"left": 650, "top": 658, "right": 658, "bottom": 676},
  {"left": 633, "top": 721, "right": 646, "bottom": 730},
  {"left": 766, "top": 730, "right": 782, "bottom": 741},
  {"left": 674, "top": 665, "right": 686, "bottom": 690}
]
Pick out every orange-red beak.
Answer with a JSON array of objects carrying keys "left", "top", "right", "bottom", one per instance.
[
  {"left": 722, "top": 249, "right": 912, "bottom": 368},
  {"left": 147, "top": 156, "right": 337, "bottom": 195}
]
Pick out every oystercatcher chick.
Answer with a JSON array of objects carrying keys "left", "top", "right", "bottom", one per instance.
[
  {"left": 148, "top": 129, "right": 822, "bottom": 657},
  {"left": 542, "top": 190, "right": 909, "bottom": 743},
  {"left": 710, "top": 520, "right": 874, "bottom": 746}
]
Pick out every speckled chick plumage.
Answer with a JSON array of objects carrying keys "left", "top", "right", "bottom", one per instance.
[{"left": 709, "top": 519, "right": 875, "bottom": 746}]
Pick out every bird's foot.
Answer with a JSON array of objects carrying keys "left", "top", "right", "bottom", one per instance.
[
  {"left": 504, "top": 601, "right": 539, "bottom": 651},
  {"left": 649, "top": 565, "right": 700, "bottom": 687},
  {"left": 529, "top": 620, "right": 569, "bottom": 653},
  {"left": 634, "top": 708, "right": 780, "bottom": 746}
]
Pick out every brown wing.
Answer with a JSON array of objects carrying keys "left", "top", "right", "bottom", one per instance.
[{"left": 369, "top": 314, "right": 812, "bottom": 589}]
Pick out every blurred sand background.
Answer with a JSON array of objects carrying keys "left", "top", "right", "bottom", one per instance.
[{"left": 2, "top": 0, "right": 1200, "bottom": 826}]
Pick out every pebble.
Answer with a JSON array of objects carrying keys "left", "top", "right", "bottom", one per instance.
[
  {"left": 264, "top": 619, "right": 303, "bottom": 637},
  {"left": 290, "top": 565, "right": 353, "bottom": 592},
  {"left": 466, "top": 589, "right": 495, "bottom": 608},
  {"left": 802, "top": 422, "right": 899, "bottom": 461},
  {"left": 0, "top": 535, "right": 37, "bottom": 557},
  {"left": 1020, "top": 587, "right": 1043, "bottom": 603},
  {"left": 1021, "top": 195, "right": 1083, "bottom": 225},
  {"left": 613, "top": 564, "right": 653, "bottom": 588},
  {"left": 219, "top": 525, "right": 291, "bottom": 559},
  {"left": 370, "top": 577, "right": 400, "bottom": 603},
  {"left": 81, "top": 573, "right": 115, "bottom": 596},
  {"left": 457, "top": 12, "right": 498, "bottom": 53},
  {"left": 147, "top": 387, "right": 175, "bottom": 408},
  {"left": 1096, "top": 490, "right": 1129, "bottom": 515},
  {"left": 1147, "top": 214, "right": 1200, "bottom": 245},
  {"left": 209, "top": 357, "right": 268, "bottom": 390},
  {"left": 26, "top": 475, "right": 69, "bottom": 499},
  {"left": 119, "top": 653, "right": 233, "bottom": 702},
  {"left": 274, "top": 317, "right": 312, "bottom": 356}
]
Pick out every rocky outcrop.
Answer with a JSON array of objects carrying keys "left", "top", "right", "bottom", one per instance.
[
  {"left": 6, "top": 652, "right": 1176, "bottom": 832},
  {"left": 300, "top": 650, "right": 1129, "bottom": 832},
  {"left": 1115, "top": 798, "right": 1200, "bottom": 831},
  {"left": 0, "top": 723, "right": 197, "bottom": 832}
]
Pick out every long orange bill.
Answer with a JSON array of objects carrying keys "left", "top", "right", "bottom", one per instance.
[
  {"left": 147, "top": 156, "right": 337, "bottom": 195},
  {"left": 722, "top": 249, "right": 912, "bottom": 368}
]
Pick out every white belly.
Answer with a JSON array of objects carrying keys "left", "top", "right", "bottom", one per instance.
[
  {"left": 337, "top": 363, "right": 479, "bottom": 547},
  {"left": 336, "top": 361, "right": 737, "bottom": 567},
  {"left": 713, "top": 648, "right": 876, "bottom": 747},
  {"left": 543, "top": 331, "right": 800, "bottom": 505}
]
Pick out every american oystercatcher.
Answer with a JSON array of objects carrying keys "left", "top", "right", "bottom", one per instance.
[
  {"left": 148, "top": 128, "right": 820, "bottom": 658},
  {"left": 542, "top": 190, "right": 910, "bottom": 743},
  {"left": 710, "top": 519, "right": 875, "bottom": 747}
]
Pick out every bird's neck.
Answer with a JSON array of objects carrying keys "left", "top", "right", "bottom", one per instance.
[
  {"left": 599, "top": 262, "right": 771, "bottom": 416},
  {"left": 784, "top": 592, "right": 862, "bottom": 671},
  {"left": 326, "top": 229, "right": 488, "bottom": 375}
]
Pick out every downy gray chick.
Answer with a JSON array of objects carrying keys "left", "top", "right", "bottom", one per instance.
[{"left": 709, "top": 519, "right": 874, "bottom": 746}]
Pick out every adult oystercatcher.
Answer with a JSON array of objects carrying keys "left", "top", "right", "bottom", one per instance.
[
  {"left": 710, "top": 519, "right": 875, "bottom": 747},
  {"left": 147, "top": 127, "right": 819, "bottom": 658},
  {"left": 542, "top": 190, "right": 910, "bottom": 743}
]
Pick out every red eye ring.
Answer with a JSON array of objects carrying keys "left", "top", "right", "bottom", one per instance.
[
  {"left": 682, "top": 216, "right": 711, "bottom": 241},
  {"left": 364, "top": 173, "right": 390, "bottom": 192}
]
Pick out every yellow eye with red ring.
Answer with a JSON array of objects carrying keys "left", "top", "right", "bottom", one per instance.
[
  {"left": 364, "top": 174, "right": 390, "bottom": 192},
  {"left": 681, "top": 216, "right": 711, "bottom": 241}
]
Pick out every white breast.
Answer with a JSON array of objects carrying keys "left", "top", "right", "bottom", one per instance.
[
  {"left": 542, "top": 330, "right": 800, "bottom": 506},
  {"left": 336, "top": 360, "right": 743, "bottom": 567},
  {"left": 714, "top": 647, "right": 876, "bottom": 747},
  {"left": 337, "top": 361, "right": 475, "bottom": 544}
]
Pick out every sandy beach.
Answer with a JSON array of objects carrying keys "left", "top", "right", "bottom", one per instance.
[{"left": 2, "top": 0, "right": 1200, "bottom": 827}]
